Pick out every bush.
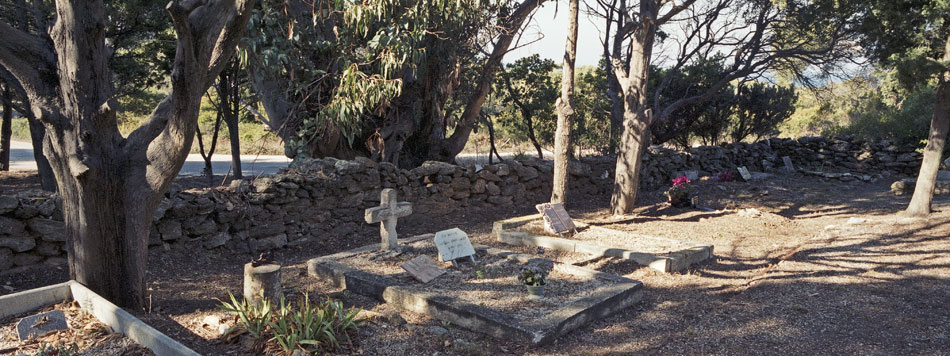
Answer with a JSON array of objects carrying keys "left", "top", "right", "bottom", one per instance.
[{"left": 219, "top": 292, "right": 365, "bottom": 354}]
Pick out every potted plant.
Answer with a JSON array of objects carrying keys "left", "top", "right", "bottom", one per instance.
[
  {"left": 665, "top": 176, "right": 694, "bottom": 208},
  {"left": 520, "top": 264, "right": 550, "bottom": 298}
]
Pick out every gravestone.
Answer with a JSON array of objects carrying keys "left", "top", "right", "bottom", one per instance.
[
  {"left": 737, "top": 166, "right": 752, "bottom": 181},
  {"left": 535, "top": 202, "right": 576, "bottom": 234},
  {"left": 400, "top": 255, "right": 445, "bottom": 283},
  {"left": 434, "top": 228, "right": 476, "bottom": 264},
  {"left": 16, "top": 310, "right": 68, "bottom": 341},
  {"left": 782, "top": 156, "right": 795, "bottom": 173},
  {"left": 938, "top": 170, "right": 950, "bottom": 181},
  {"left": 365, "top": 189, "right": 412, "bottom": 250}
]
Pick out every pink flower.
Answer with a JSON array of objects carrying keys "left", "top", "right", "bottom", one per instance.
[{"left": 672, "top": 176, "right": 691, "bottom": 186}]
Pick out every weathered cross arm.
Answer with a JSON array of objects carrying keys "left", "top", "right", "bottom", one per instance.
[{"left": 364, "top": 202, "right": 412, "bottom": 223}]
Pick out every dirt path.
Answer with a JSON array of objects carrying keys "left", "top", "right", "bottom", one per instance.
[{"left": 1, "top": 173, "right": 948, "bottom": 355}]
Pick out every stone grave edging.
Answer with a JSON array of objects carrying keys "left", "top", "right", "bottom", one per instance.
[
  {"left": 0, "top": 281, "right": 199, "bottom": 356},
  {"left": 306, "top": 234, "right": 644, "bottom": 345},
  {"left": 493, "top": 215, "right": 713, "bottom": 273}
]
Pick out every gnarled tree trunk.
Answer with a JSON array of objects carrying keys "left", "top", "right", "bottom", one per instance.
[
  {"left": 0, "top": 0, "right": 255, "bottom": 308},
  {"left": 551, "top": 0, "right": 578, "bottom": 204}
]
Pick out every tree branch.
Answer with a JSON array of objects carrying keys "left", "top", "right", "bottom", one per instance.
[{"left": 0, "top": 21, "right": 57, "bottom": 106}]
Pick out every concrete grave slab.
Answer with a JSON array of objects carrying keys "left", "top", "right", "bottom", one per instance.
[
  {"left": 307, "top": 234, "right": 643, "bottom": 345},
  {"left": 493, "top": 214, "right": 713, "bottom": 273}
]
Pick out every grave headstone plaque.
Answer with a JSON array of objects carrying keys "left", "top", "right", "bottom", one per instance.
[
  {"left": 434, "top": 228, "right": 476, "bottom": 263},
  {"left": 535, "top": 202, "right": 576, "bottom": 234},
  {"left": 400, "top": 255, "right": 445, "bottom": 283},
  {"left": 365, "top": 189, "right": 412, "bottom": 250},
  {"left": 782, "top": 156, "right": 795, "bottom": 173},
  {"left": 737, "top": 166, "right": 752, "bottom": 181},
  {"left": 16, "top": 310, "right": 68, "bottom": 341}
]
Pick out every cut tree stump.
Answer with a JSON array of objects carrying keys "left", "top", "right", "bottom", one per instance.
[{"left": 243, "top": 263, "right": 281, "bottom": 307}]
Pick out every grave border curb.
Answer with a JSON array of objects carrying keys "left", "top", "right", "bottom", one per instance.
[
  {"left": 306, "top": 234, "right": 644, "bottom": 345},
  {"left": 0, "top": 281, "right": 200, "bottom": 356},
  {"left": 493, "top": 215, "right": 713, "bottom": 273}
]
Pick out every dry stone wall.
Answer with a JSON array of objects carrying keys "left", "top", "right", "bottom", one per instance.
[
  {"left": 634, "top": 136, "right": 924, "bottom": 187},
  {"left": 0, "top": 136, "right": 929, "bottom": 273}
]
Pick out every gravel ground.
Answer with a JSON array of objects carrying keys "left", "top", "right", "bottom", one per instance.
[{"left": 1, "top": 172, "right": 948, "bottom": 355}]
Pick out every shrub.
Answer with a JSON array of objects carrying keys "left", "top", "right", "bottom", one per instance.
[{"left": 219, "top": 292, "right": 365, "bottom": 354}]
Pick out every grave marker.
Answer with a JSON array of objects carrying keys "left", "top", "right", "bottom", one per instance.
[
  {"left": 434, "top": 228, "right": 476, "bottom": 264},
  {"left": 782, "top": 156, "right": 795, "bottom": 173},
  {"left": 400, "top": 255, "right": 445, "bottom": 283},
  {"left": 365, "top": 189, "right": 412, "bottom": 250},
  {"left": 16, "top": 310, "right": 68, "bottom": 341},
  {"left": 737, "top": 166, "right": 752, "bottom": 181},
  {"left": 535, "top": 202, "right": 576, "bottom": 234}
]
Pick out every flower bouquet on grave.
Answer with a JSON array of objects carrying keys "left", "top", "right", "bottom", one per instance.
[
  {"left": 665, "top": 176, "right": 694, "bottom": 208},
  {"left": 520, "top": 263, "right": 552, "bottom": 298}
]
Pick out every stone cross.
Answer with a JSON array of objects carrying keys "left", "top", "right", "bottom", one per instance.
[{"left": 365, "top": 189, "right": 412, "bottom": 250}]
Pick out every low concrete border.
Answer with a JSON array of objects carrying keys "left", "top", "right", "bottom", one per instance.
[
  {"left": 307, "top": 234, "right": 643, "bottom": 345},
  {"left": 0, "top": 281, "right": 199, "bottom": 356},
  {"left": 493, "top": 215, "right": 713, "bottom": 273}
]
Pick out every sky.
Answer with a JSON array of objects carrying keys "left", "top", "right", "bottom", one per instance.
[{"left": 505, "top": 3, "right": 609, "bottom": 68}]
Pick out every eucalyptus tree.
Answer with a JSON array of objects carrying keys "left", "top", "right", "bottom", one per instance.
[
  {"left": 244, "top": 0, "right": 548, "bottom": 167},
  {"left": 496, "top": 55, "right": 558, "bottom": 159},
  {"left": 551, "top": 0, "right": 579, "bottom": 205},
  {"left": 0, "top": 0, "right": 255, "bottom": 308},
  {"left": 608, "top": 0, "right": 860, "bottom": 214},
  {"left": 857, "top": 0, "right": 949, "bottom": 216}
]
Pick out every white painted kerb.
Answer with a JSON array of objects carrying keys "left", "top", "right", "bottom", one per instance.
[{"left": 0, "top": 281, "right": 199, "bottom": 356}]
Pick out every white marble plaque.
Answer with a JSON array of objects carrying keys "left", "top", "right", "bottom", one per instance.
[
  {"left": 434, "top": 228, "right": 476, "bottom": 262},
  {"left": 737, "top": 166, "right": 752, "bottom": 181},
  {"left": 782, "top": 156, "right": 795, "bottom": 172}
]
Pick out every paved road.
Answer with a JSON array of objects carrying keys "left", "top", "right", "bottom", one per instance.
[
  {"left": 8, "top": 140, "right": 554, "bottom": 176},
  {"left": 8, "top": 140, "right": 292, "bottom": 176}
]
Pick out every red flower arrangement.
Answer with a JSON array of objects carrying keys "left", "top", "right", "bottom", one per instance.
[{"left": 665, "top": 176, "right": 694, "bottom": 207}]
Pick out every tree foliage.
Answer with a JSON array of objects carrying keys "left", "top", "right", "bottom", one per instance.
[
  {"left": 242, "top": 0, "right": 518, "bottom": 166},
  {"left": 495, "top": 54, "right": 558, "bottom": 157}
]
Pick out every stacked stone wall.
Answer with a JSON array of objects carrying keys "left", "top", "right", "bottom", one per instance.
[{"left": 0, "top": 135, "right": 929, "bottom": 272}]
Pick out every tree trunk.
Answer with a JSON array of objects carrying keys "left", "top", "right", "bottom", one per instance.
[
  {"left": 27, "top": 114, "right": 56, "bottom": 191},
  {"left": 0, "top": 84, "right": 10, "bottom": 171},
  {"left": 610, "top": 0, "right": 658, "bottom": 215},
  {"left": 606, "top": 0, "right": 626, "bottom": 155},
  {"left": 551, "top": 0, "right": 578, "bottom": 205},
  {"left": 435, "top": 0, "right": 547, "bottom": 161},
  {"left": 906, "top": 76, "right": 950, "bottom": 216},
  {"left": 0, "top": 0, "right": 256, "bottom": 309},
  {"left": 525, "top": 112, "right": 544, "bottom": 159},
  {"left": 54, "top": 156, "right": 153, "bottom": 309},
  {"left": 226, "top": 110, "right": 242, "bottom": 179},
  {"left": 216, "top": 64, "right": 243, "bottom": 179}
]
